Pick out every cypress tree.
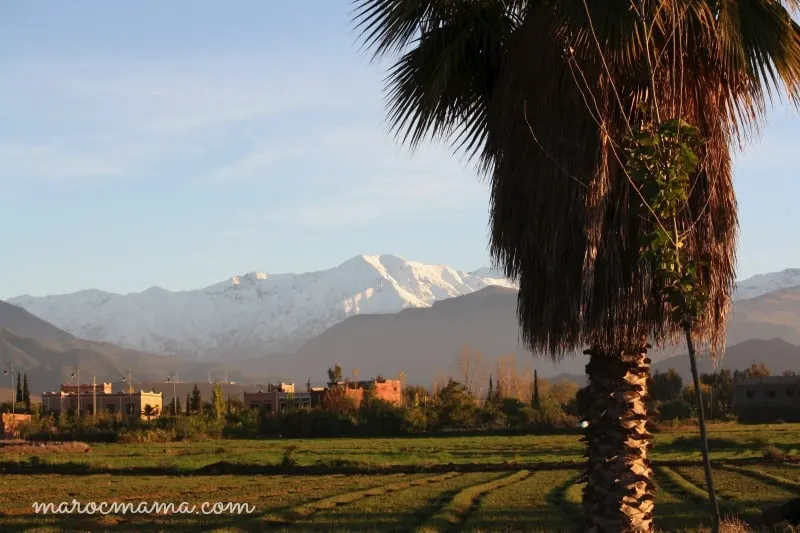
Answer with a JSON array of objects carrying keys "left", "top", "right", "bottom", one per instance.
[
  {"left": 174, "top": 396, "right": 182, "bottom": 416},
  {"left": 533, "top": 370, "right": 539, "bottom": 407},
  {"left": 487, "top": 375, "right": 495, "bottom": 404},
  {"left": 22, "top": 373, "right": 31, "bottom": 410},
  {"left": 190, "top": 384, "right": 202, "bottom": 414},
  {"left": 15, "top": 372, "right": 23, "bottom": 403},
  {"left": 185, "top": 392, "right": 191, "bottom": 416}
]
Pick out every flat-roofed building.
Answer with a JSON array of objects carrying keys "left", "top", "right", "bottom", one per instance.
[
  {"left": 244, "top": 388, "right": 311, "bottom": 412},
  {"left": 41, "top": 387, "right": 163, "bottom": 419}
]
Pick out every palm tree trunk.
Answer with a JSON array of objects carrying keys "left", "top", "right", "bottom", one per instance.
[{"left": 581, "top": 345, "right": 655, "bottom": 533}]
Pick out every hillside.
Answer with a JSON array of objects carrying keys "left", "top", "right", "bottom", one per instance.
[
  {"left": 275, "top": 286, "right": 800, "bottom": 385},
  {"left": 0, "top": 301, "right": 73, "bottom": 342},
  {"left": 274, "top": 286, "right": 581, "bottom": 384},
  {"left": 9, "top": 254, "right": 515, "bottom": 360},
  {"left": 0, "top": 327, "right": 268, "bottom": 395},
  {"left": 652, "top": 338, "right": 800, "bottom": 381},
  {"left": 0, "top": 301, "right": 274, "bottom": 394}
]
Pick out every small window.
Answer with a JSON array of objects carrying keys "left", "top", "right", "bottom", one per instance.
[
  {"left": 250, "top": 403, "right": 259, "bottom": 410},
  {"left": 746, "top": 391, "right": 755, "bottom": 399}
]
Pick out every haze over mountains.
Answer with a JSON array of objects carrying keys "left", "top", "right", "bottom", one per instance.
[{"left": 3, "top": 255, "right": 800, "bottom": 389}]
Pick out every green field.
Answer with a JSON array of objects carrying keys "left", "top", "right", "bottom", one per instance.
[{"left": 0, "top": 424, "right": 798, "bottom": 532}]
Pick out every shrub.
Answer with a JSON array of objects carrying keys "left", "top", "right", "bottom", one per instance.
[
  {"left": 281, "top": 445, "right": 299, "bottom": 468},
  {"left": 656, "top": 399, "right": 692, "bottom": 422}
]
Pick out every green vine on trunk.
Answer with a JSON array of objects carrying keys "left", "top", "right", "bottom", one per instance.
[
  {"left": 624, "top": 117, "right": 721, "bottom": 533},
  {"left": 625, "top": 118, "right": 705, "bottom": 328}
]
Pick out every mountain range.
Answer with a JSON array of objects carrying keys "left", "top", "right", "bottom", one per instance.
[
  {"left": 0, "top": 301, "right": 262, "bottom": 394},
  {"left": 9, "top": 255, "right": 513, "bottom": 360},
  {"left": 3, "top": 255, "right": 800, "bottom": 391},
  {"left": 9, "top": 256, "right": 800, "bottom": 364}
]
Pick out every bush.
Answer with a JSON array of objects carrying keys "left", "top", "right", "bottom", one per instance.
[
  {"left": 656, "top": 399, "right": 692, "bottom": 422},
  {"left": 118, "top": 428, "right": 176, "bottom": 443},
  {"left": 281, "top": 445, "right": 299, "bottom": 468},
  {"left": 762, "top": 444, "right": 788, "bottom": 462}
]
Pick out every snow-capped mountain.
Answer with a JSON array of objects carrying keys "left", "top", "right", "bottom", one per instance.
[
  {"left": 8, "top": 255, "right": 516, "bottom": 360},
  {"left": 734, "top": 268, "right": 800, "bottom": 301}
]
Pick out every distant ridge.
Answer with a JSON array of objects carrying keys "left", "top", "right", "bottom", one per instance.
[
  {"left": 272, "top": 285, "right": 800, "bottom": 385},
  {"left": 0, "top": 301, "right": 267, "bottom": 393},
  {"left": 0, "top": 300, "right": 73, "bottom": 342}
]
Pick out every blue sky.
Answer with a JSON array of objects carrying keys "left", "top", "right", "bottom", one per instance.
[{"left": 1, "top": 1, "right": 798, "bottom": 299}]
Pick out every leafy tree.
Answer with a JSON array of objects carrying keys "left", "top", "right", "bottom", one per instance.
[
  {"left": 651, "top": 369, "right": 684, "bottom": 403},
  {"left": 548, "top": 380, "right": 580, "bottom": 408},
  {"left": 143, "top": 404, "right": 156, "bottom": 421},
  {"left": 322, "top": 386, "right": 357, "bottom": 414},
  {"left": 22, "top": 373, "right": 31, "bottom": 411},
  {"left": 438, "top": 379, "right": 477, "bottom": 429},
  {"left": 500, "top": 397, "right": 535, "bottom": 427},
  {"left": 212, "top": 383, "right": 225, "bottom": 421},
  {"left": 404, "top": 385, "right": 429, "bottom": 408},
  {"left": 682, "top": 384, "right": 713, "bottom": 415},
  {"left": 699, "top": 370, "right": 734, "bottom": 420},
  {"left": 657, "top": 399, "right": 692, "bottom": 422},
  {"left": 734, "top": 363, "right": 771, "bottom": 379},
  {"left": 327, "top": 364, "right": 343, "bottom": 384},
  {"left": 353, "top": 1, "right": 800, "bottom": 530}
]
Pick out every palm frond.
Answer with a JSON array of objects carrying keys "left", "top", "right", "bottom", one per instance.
[{"left": 353, "top": 0, "right": 800, "bottom": 358}]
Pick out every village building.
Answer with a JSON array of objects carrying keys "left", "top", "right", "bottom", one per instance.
[
  {"left": 734, "top": 375, "right": 800, "bottom": 408},
  {"left": 243, "top": 382, "right": 311, "bottom": 412},
  {"left": 41, "top": 383, "right": 162, "bottom": 419},
  {"left": 244, "top": 378, "right": 404, "bottom": 411}
]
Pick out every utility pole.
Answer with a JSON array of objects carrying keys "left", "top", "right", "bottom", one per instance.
[
  {"left": 71, "top": 367, "right": 80, "bottom": 416},
  {"left": 3, "top": 364, "right": 14, "bottom": 415},
  {"left": 168, "top": 374, "right": 177, "bottom": 415}
]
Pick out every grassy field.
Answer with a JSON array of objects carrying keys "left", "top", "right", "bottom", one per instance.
[{"left": 0, "top": 423, "right": 798, "bottom": 532}]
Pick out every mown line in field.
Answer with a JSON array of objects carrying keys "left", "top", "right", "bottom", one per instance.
[
  {"left": 719, "top": 464, "right": 800, "bottom": 492},
  {"left": 2, "top": 456, "right": 797, "bottom": 477},
  {"left": 657, "top": 464, "right": 754, "bottom": 522},
  {"left": 544, "top": 472, "right": 582, "bottom": 531},
  {"left": 415, "top": 470, "right": 530, "bottom": 533},
  {"left": 261, "top": 472, "right": 461, "bottom": 524}
]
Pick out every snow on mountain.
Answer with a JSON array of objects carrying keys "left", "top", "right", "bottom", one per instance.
[
  {"left": 734, "top": 268, "right": 800, "bottom": 301},
  {"left": 8, "top": 254, "right": 516, "bottom": 360}
]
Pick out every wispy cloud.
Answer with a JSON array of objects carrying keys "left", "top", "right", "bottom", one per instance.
[
  {"left": 0, "top": 142, "right": 126, "bottom": 180},
  {"left": 229, "top": 130, "right": 487, "bottom": 230},
  {"left": 0, "top": 59, "right": 375, "bottom": 181}
]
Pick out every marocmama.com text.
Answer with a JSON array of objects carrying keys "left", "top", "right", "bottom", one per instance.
[{"left": 32, "top": 500, "right": 256, "bottom": 515}]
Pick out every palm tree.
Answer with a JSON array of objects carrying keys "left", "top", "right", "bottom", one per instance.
[{"left": 353, "top": 1, "right": 800, "bottom": 531}]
